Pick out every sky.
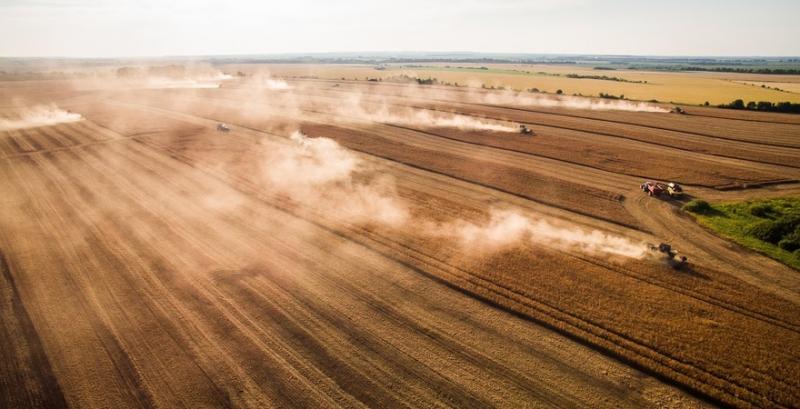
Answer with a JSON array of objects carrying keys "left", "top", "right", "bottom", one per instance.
[{"left": 1, "top": 0, "right": 799, "bottom": 58}]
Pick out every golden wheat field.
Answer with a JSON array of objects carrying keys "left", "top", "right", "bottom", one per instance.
[{"left": 249, "top": 63, "right": 800, "bottom": 105}]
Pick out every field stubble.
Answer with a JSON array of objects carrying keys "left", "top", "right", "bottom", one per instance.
[{"left": 1, "top": 77, "right": 800, "bottom": 408}]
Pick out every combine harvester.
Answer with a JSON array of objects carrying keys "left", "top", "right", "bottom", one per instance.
[
  {"left": 216, "top": 123, "right": 231, "bottom": 133},
  {"left": 641, "top": 181, "right": 683, "bottom": 198},
  {"left": 648, "top": 243, "right": 688, "bottom": 270},
  {"left": 519, "top": 125, "right": 535, "bottom": 135},
  {"left": 665, "top": 182, "right": 683, "bottom": 197}
]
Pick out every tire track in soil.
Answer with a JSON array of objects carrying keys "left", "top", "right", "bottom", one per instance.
[
  {"left": 2, "top": 155, "right": 159, "bottom": 409},
  {"left": 64, "top": 143, "right": 343, "bottom": 408},
  {"left": 145, "top": 146, "right": 688, "bottom": 404},
  {"left": 624, "top": 191, "right": 800, "bottom": 305},
  {"left": 169, "top": 89, "right": 799, "bottom": 190},
  {"left": 23, "top": 91, "right": 792, "bottom": 406},
  {"left": 135, "top": 125, "right": 777, "bottom": 408},
  {"left": 228, "top": 236, "right": 583, "bottom": 408},
  {"left": 468, "top": 103, "right": 800, "bottom": 149},
  {"left": 285, "top": 87, "right": 800, "bottom": 172},
  {"left": 56, "top": 119, "right": 684, "bottom": 406},
  {"left": 123, "top": 98, "right": 800, "bottom": 330},
  {"left": 111, "top": 98, "right": 644, "bottom": 231},
  {"left": 298, "top": 79, "right": 800, "bottom": 145},
  {"left": 0, "top": 250, "right": 69, "bottom": 409},
  {"left": 41, "top": 146, "right": 243, "bottom": 409}
]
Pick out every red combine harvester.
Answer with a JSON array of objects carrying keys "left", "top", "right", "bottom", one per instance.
[
  {"left": 641, "top": 181, "right": 684, "bottom": 198},
  {"left": 641, "top": 181, "right": 664, "bottom": 197}
]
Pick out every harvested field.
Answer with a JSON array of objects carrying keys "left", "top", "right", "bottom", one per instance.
[
  {"left": 2, "top": 75, "right": 800, "bottom": 409},
  {"left": 229, "top": 63, "right": 800, "bottom": 105},
  {"left": 296, "top": 80, "right": 800, "bottom": 150}
]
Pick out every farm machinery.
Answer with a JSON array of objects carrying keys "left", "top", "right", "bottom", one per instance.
[
  {"left": 216, "top": 123, "right": 231, "bottom": 133},
  {"left": 641, "top": 181, "right": 664, "bottom": 197},
  {"left": 519, "top": 125, "right": 535, "bottom": 135},
  {"left": 670, "top": 106, "right": 686, "bottom": 114},
  {"left": 665, "top": 182, "right": 683, "bottom": 197},
  {"left": 641, "top": 181, "right": 683, "bottom": 198},
  {"left": 649, "top": 243, "right": 688, "bottom": 270}
]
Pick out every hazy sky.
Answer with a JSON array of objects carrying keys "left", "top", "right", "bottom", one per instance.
[{"left": 1, "top": 0, "right": 798, "bottom": 57}]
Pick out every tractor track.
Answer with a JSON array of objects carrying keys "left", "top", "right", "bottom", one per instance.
[
  {"left": 683, "top": 110, "right": 800, "bottom": 126},
  {"left": 127, "top": 101, "right": 798, "bottom": 408},
  {"left": 32, "top": 107, "right": 712, "bottom": 404},
  {"left": 111, "top": 99, "right": 643, "bottom": 231},
  {"left": 624, "top": 192, "right": 800, "bottom": 304},
  {"left": 468, "top": 102, "right": 800, "bottom": 149},
  {"left": 292, "top": 79, "right": 800, "bottom": 148},
  {"left": 412, "top": 103, "right": 800, "bottom": 171},
  {"left": 150, "top": 141, "right": 751, "bottom": 408},
  {"left": 5, "top": 80, "right": 799, "bottom": 408},
  {"left": 282, "top": 86, "right": 800, "bottom": 172},
  {"left": 151, "top": 89, "right": 798, "bottom": 191},
  {"left": 118, "top": 97, "right": 800, "bottom": 310}
]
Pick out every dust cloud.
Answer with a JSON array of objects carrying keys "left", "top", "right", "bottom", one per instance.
[
  {"left": 332, "top": 93, "right": 518, "bottom": 132},
  {"left": 0, "top": 104, "right": 82, "bottom": 131},
  {"left": 377, "top": 107, "right": 517, "bottom": 132},
  {"left": 258, "top": 78, "right": 292, "bottom": 90},
  {"left": 258, "top": 130, "right": 644, "bottom": 259},
  {"left": 113, "top": 64, "right": 234, "bottom": 89},
  {"left": 477, "top": 91, "right": 669, "bottom": 113},
  {"left": 24, "top": 71, "right": 649, "bottom": 261},
  {"left": 234, "top": 71, "right": 294, "bottom": 91},
  {"left": 260, "top": 131, "right": 408, "bottom": 226},
  {"left": 145, "top": 73, "right": 233, "bottom": 89},
  {"left": 430, "top": 208, "right": 647, "bottom": 259},
  {"left": 211, "top": 79, "right": 649, "bottom": 259}
]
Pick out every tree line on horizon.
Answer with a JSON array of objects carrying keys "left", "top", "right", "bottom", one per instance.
[{"left": 718, "top": 99, "right": 800, "bottom": 114}]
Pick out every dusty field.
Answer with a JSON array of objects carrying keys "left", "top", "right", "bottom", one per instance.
[{"left": 2, "top": 74, "right": 800, "bottom": 408}]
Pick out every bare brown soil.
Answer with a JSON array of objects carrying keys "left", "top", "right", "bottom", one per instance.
[{"left": 2, "top": 76, "right": 800, "bottom": 408}]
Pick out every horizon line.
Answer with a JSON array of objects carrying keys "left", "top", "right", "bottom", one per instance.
[{"left": 2, "top": 51, "right": 800, "bottom": 60}]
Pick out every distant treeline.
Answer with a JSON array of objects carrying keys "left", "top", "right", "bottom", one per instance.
[
  {"left": 379, "top": 74, "right": 467, "bottom": 87},
  {"left": 719, "top": 99, "right": 800, "bottom": 114},
  {"left": 565, "top": 73, "right": 645, "bottom": 83},
  {"left": 686, "top": 67, "right": 800, "bottom": 75},
  {"left": 598, "top": 92, "right": 626, "bottom": 100},
  {"left": 630, "top": 65, "right": 800, "bottom": 75},
  {"left": 382, "top": 74, "right": 441, "bottom": 85}
]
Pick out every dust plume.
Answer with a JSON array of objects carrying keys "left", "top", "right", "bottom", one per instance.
[
  {"left": 431, "top": 208, "right": 647, "bottom": 259},
  {"left": 235, "top": 71, "right": 294, "bottom": 91},
  {"left": 262, "top": 78, "right": 291, "bottom": 90},
  {"left": 333, "top": 92, "right": 518, "bottom": 132},
  {"left": 232, "top": 119, "right": 644, "bottom": 259},
  {"left": 145, "top": 73, "right": 233, "bottom": 89},
  {"left": 0, "top": 104, "right": 82, "bottom": 131},
  {"left": 390, "top": 109, "right": 518, "bottom": 132},
  {"left": 254, "top": 76, "right": 292, "bottom": 90},
  {"left": 480, "top": 91, "right": 669, "bottom": 113},
  {"left": 260, "top": 131, "right": 408, "bottom": 226},
  {"left": 113, "top": 64, "right": 233, "bottom": 89}
]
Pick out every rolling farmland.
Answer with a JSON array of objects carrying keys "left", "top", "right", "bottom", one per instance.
[
  {"left": 245, "top": 63, "right": 800, "bottom": 106},
  {"left": 2, "top": 75, "right": 800, "bottom": 408}
]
